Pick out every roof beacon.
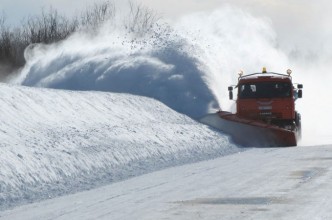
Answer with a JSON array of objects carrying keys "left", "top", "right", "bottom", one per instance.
[{"left": 262, "top": 67, "right": 267, "bottom": 73}]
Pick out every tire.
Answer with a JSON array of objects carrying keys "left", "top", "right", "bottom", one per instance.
[{"left": 295, "top": 112, "right": 302, "bottom": 139}]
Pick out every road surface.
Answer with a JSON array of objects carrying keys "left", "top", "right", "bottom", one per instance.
[{"left": 1, "top": 145, "right": 332, "bottom": 220}]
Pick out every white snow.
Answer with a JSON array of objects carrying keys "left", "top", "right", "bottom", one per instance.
[
  {"left": 2, "top": 145, "right": 332, "bottom": 220},
  {"left": 0, "top": 83, "right": 239, "bottom": 211}
]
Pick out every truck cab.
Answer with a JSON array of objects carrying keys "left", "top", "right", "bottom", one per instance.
[{"left": 228, "top": 69, "right": 303, "bottom": 132}]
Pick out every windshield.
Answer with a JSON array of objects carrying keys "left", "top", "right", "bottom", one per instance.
[{"left": 238, "top": 82, "right": 292, "bottom": 99}]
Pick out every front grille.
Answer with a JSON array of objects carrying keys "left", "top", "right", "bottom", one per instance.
[
  {"left": 260, "top": 111, "right": 272, "bottom": 116},
  {"left": 259, "top": 111, "right": 282, "bottom": 119}
]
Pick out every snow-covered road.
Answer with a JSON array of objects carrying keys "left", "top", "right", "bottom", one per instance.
[{"left": 2, "top": 145, "right": 332, "bottom": 220}]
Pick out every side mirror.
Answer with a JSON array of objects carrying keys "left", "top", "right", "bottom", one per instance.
[
  {"left": 229, "top": 91, "right": 233, "bottom": 100},
  {"left": 228, "top": 86, "right": 233, "bottom": 100},
  {"left": 298, "top": 90, "right": 302, "bottom": 98},
  {"left": 297, "top": 84, "right": 303, "bottom": 89}
]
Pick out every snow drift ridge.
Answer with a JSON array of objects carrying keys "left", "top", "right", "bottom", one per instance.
[{"left": 0, "top": 83, "right": 238, "bottom": 210}]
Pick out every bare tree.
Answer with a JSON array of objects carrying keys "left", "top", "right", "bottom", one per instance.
[
  {"left": 0, "top": 1, "right": 160, "bottom": 77},
  {"left": 0, "top": 14, "right": 12, "bottom": 63},
  {"left": 125, "top": 1, "right": 159, "bottom": 36},
  {"left": 80, "top": 1, "right": 115, "bottom": 30},
  {"left": 21, "top": 7, "right": 77, "bottom": 44},
  {"left": 0, "top": 2, "right": 114, "bottom": 71}
]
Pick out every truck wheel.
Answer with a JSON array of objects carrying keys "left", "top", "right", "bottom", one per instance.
[{"left": 295, "top": 112, "right": 302, "bottom": 139}]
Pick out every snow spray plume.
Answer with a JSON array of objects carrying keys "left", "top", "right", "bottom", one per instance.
[
  {"left": 14, "top": 4, "right": 287, "bottom": 118},
  {"left": 14, "top": 2, "right": 218, "bottom": 118}
]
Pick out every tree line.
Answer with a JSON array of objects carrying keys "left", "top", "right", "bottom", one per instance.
[{"left": 0, "top": 1, "right": 158, "bottom": 76}]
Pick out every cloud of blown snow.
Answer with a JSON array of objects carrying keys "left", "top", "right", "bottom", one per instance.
[
  {"left": 13, "top": 4, "right": 289, "bottom": 118},
  {"left": 15, "top": 24, "right": 218, "bottom": 118}
]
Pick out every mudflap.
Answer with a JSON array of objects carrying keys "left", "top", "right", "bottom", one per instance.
[{"left": 200, "top": 111, "right": 297, "bottom": 147}]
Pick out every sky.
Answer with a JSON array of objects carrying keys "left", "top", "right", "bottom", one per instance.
[
  {"left": 1, "top": 0, "right": 329, "bottom": 25},
  {"left": 0, "top": 0, "right": 112, "bottom": 25},
  {"left": 2, "top": 0, "right": 331, "bottom": 51}
]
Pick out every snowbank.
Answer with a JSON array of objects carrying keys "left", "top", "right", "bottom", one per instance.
[{"left": 0, "top": 83, "right": 239, "bottom": 210}]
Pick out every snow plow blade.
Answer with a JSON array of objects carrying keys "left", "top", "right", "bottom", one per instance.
[{"left": 200, "top": 111, "right": 297, "bottom": 147}]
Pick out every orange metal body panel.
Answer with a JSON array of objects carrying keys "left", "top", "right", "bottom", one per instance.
[{"left": 237, "top": 98, "right": 295, "bottom": 120}]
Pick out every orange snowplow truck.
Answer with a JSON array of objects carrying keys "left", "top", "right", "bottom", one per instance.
[
  {"left": 226, "top": 68, "right": 303, "bottom": 146},
  {"left": 229, "top": 68, "right": 302, "bottom": 132},
  {"left": 200, "top": 68, "right": 303, "bottom": 147}
]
